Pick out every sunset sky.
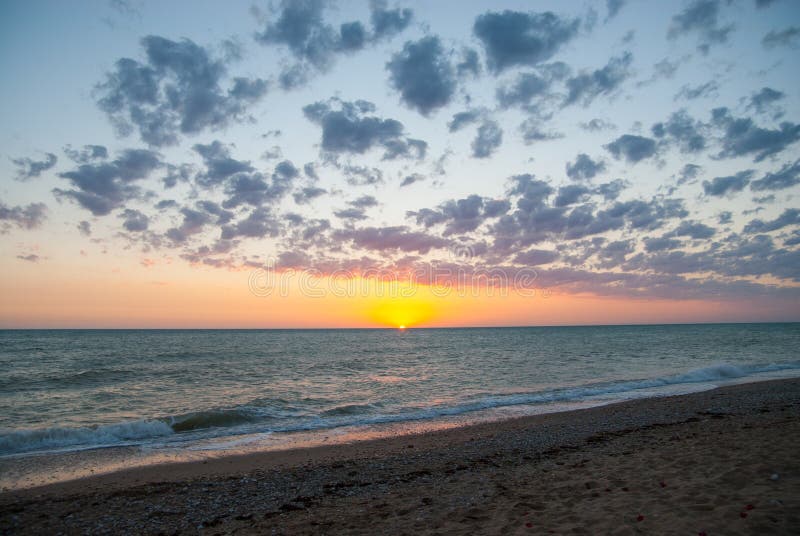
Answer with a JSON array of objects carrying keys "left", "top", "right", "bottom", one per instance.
[{"left": 1, "top": 0, "right": 799, "bottom": 328}]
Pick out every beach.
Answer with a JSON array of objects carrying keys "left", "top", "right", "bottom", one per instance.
[{"left": 1, "top": 377, "right": 798, "bottom": 535}]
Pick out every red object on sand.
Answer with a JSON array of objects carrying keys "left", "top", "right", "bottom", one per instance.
[
  {"left": 740, "top": 512, "right": 748, "bottom": 518},
  {"left": 637, "top": 515, "right": 645, "bottom": 522},
  {"left": 698, "top": 532, "right": 707, "bottom": 536},
  {"left": 525, "top": 522, "right": 533, "bottom": 528},
  {"left": 660, "top": 481, "right": 667, "bottom": 487},
  {"left": 745, "top": 504, "right": 755, "bottom": 510}
]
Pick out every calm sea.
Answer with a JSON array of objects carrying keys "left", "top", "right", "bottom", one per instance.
[{"left": 1, "top": 324, "right": 799, "bottom": 469}]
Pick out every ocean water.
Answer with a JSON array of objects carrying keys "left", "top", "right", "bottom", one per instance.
[{"left": 1, "top": 324, "right": 799, "bottom": 483}]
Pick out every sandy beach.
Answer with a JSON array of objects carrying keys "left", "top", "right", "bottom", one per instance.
[{"left": 1, "top": 377, "right": 798, "bottom": 535}]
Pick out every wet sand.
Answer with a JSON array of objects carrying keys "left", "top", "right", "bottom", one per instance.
[{"left": 1, "top": 378, "right": 799, "bottom": 535}]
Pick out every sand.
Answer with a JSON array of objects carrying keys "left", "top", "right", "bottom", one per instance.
[{"left": 1, "top": 378, "right": 799, "bottom": 535}]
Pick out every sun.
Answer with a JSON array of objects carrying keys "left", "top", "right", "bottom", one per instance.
[{"left": 398, "top": 324, "right": 406, "bottom": 330}]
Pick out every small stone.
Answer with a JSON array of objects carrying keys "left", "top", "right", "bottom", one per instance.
[{"left": 770, "top": 473, "right": 779, "bottom": 481}]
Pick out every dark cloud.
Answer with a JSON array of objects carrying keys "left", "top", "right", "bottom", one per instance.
[
  {"left": 456, "top": 48, "right": 481, "bottom": 77},
  {"left": 120, "top": 208, "right": 149, "bottom": 232},
  {"left": 350, "top": 195, "right": 379, "bottom": 208},
  {"left": 293, "top": 186, "right": 327, "bottom": 205},
  {"left": 578, "top": 118, "right": 616, "bottom": 132},
  {"left": 55, "top": 149, "right": 162, "bottom": 215},
  {"left": 334, "top": 226, "right": 449, "bottom": 254},
  {"left": 253, "top": 0, "right": 405, "bottom": 88},
  {"left": 671, "top": 220, "right": 716, "bottom": 239},
  {"left": 667, "top": 0, "right": 734, "bottom": 54},
  {"left": 16, "top": 254, "right": 40, "bottom": 263},
  {"left": 651, "top": 109, "right": 706, "bottom": 153},
  {"left": 644, "top": 236, "right": 683, "bottom": 252},
  {"left": 400, "top": 173, "right": 424, "bottom": 187},
  {"left": 334, "top": 208, "right": 368, "bottom": 221},
  {"left": 596, "top": 179, "right": 627, "bottom": 200},
  {"left": 674, "top": 80, "right": 718, "bottom": 101},
  {"left": 472, "top": 120, "right": 503, "bottom": 158},
  {"left": 97, "top": 36, "right": 267, "bottom": 146},
  {"left": 750, "top": 159, "right": 800, "bottom": 191},
  {"left": 64, "top": 145, "right": 108, "bottom": 163},
  {"left": 519, "top": 120, "right": 563, "bottom": 144},
  {"left": 221, "top": 160, "right": 298, "bottom": 207},
  {"left": 0, "top": 201, "right": 47, "bottom": 233},
  {"left": 162, "top": 163, "right": 193, "bottom": 188},
  {"left": 514, "top": 248, "right": 559, "bottom": 265},
  {"left": 221, "top": 207, "right": 281, "bottom": 239},
  {"left": 743, "top": 208, "right": 800, "bottom": 233},
  {"left": 564, "top": 52, "right": 632, "bottom": 107},
  {"left": 566, "top": 153, "right": 606, "bottom": 181},
  {"left": 554, "top": 184, "right": 591, "bottom": 207},
  {"left": 409, "top": 194, "right": 510, "bottom": 236},
  {"left": 748, "top": 87, "right": 785, "bottom": 116},
  {"left": 448, "top": 110, "right": 481, "bottom": 132},
  {"left": 604, "top": 134, "right": 657, "bottom": 163},
  {"left": 473, "top": 10, "right": 580, "bottom": 74},
  {"left": 12, "top": 153, "right": 57, "bottom": 181},
  {"left": 386, "top": 36, "right": 456, "bottom": 116},
  {"left": 303, "top": 98, "right": 424, "bottom": 159},
  {"left": 717, "top": 211, "right": 733, "bottom": 224},
  {"left": 77, "top": 220, "right": 92, "bottom": 236},
  {"left": 369, "top": 0, "right": 413, "bottom": 40},
  {"left": 606, "top": 0, "right": 626, "bottom": 19},
  {"left": 495, "top": 63, "right": 569, "bottom": 109},
  {"left": 702, "top": 170, "right": 754, "bottom": 196},
  {"left": 340, "top": 164, "right": 384, "bottom": 186},
  {"left": 762, "top": 26, "right": 800, "bottom": 49},
  {"left": 155, "top": 199, "right": 178, "bottom": 210},
  {"left": 677, "top": 163, "right": 702, "bottom": 185},
  {"left": 193, "top": 141, "right": 254, "bottom": 187},
  {"left": 711, "top": 107, "right": 800, "bottom": 162},
  {"left": 755, "top": 0, "right": 779, "bottom": 8}
]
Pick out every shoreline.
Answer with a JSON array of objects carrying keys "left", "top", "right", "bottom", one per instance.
[{"left": 2, "top": 377, "right": 799, "bottom": 534}]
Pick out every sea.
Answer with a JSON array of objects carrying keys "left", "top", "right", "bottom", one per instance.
[{"left": 1, "top": 323, "right": 799, "bottom": 489}]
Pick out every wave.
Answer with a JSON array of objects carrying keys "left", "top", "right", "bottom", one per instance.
[{"left": 2, "top": 361, "right": 798, "bottom": 457}]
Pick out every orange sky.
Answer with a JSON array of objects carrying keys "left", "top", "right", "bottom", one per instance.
[{"left": 2, "top": 255, "right": 797, "bottom": 328}]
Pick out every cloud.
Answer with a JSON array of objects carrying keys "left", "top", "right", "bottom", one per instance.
[
  {"left": 0, "top": 201, "right": 47, "bottom": 233},
  {"left": 578, "top": 118, "right": 616, "bottom": 132},
  {"left": 303, "top": 98, "right": 424, "bottom": 159},
  {"left": 221, "top": 206, "right": 281, "bottom": 239},
  {"left": 671, "top": 220, "right": 716, "bottom": 239},
  {"left": 193, "top": 141, "right": 254, "bottom": 187},
  {"left": 651, "top": 109, "right": 706, "bottom": 153},
  {"left": 12, "top": 153, "right": 57, "bottom": 181},
  {"left": 77, "top": 220, "right": 92, "bottom": 236},
  {"left": 64, "top": 145, "right": 108, "bottom": 163},
  {"left": 711, "top": 107, "right": 800, "bottom": 162},
  {"left": 495, "top": 63, "right": 570, "bottom": 112},
  {"left": 702, "top": 170, "right": 754, "bottom": 196},
  {"left": 762, "top": 26, "right": 800, "bottom": 49},
  {"left": 54, "top": 148, "right": 162, "bottom": 215},
  {"left": 448, "top": 110, "right": 482, "bottom": 132},
  {"left": 748, "top": 87, "right": 785, "bottom": 116},
  {"left": 514, "top": 248, "right": 559, "bottom": 265},
  {"left": 340, "top": 164, "right": 384, "bottom": 186},
  {"left": 400, "top": 173, "right": 425, "bottom": 187},
  {"left": 750, "top": 159, "right": 800, "bottom": 191},
  {"left": 677, "top": 163, "right": 702, "bottom": 185},
  {"left": 667, "top": 0, "right": 734, "bottom": 54},
  {"left": 519, "top": 120, "right": 563, "bottom": 144},
  {"left": 473, "top": 10, "right": 580, "bottom": 74},
  {"left": 369, "top": 0, "right": 413, "bottom": 40},
  {"left": 456, "top": 48, "right": 481, "bottom": 77},
  {"left": 644, "top": 236, "right": 683, "bottom": 252},
  {"left": 386, "top": 36, "right": 456, "bottom": 116},
  {"left": 606, "top": 0, "right": 626, "bottom": 19},
  {"left": 334, "top": 225, "right": 449, "bottom": 254},
  {"left": 96, "top": 36, "right": 267, "bottom": 146},
  {"left": 564, "top": 52, "right": 632, "bottom": 107},
  {"left": 293, "top": 186, "right": 327, "bottom": 205},
  {"left": 743, "top": 208, "right": 800, "bottom": 233},
  {"left": 604, "top": 134, "right": 658, "bottom": 163},
  {"left": 120, "top": 208, "right": 149, "bottom": 232},
  {"left": 472, "top": 120, "right": 503, "bottom": 158},
  {"left": 674, "top": 80, "right": 719, "bottom": 100},
  {"left": 554, "top": 184, "right": 591, "bottom": 207},
  {"left": 409, "top": 194, "right": 510, "bottom": 236},
  {"left": 566, "top": 153, "right": 606, "bottom": 181}
]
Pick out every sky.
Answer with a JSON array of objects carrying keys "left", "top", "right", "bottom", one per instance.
[{"left": 1, "top": 0, "right": 799, "bottom": 328}]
